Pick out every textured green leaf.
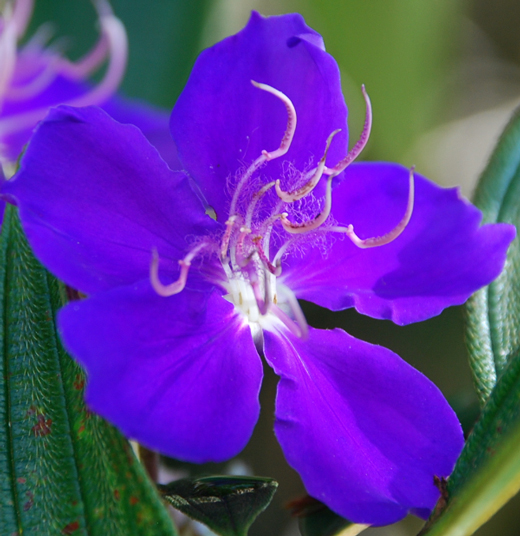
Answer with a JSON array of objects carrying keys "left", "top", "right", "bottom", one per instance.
[
  {"left": 0, "top": 205, "right": 177, "bottom": 536},
  {"left": 465, "top": 105, "right": 520, "bottom": 404},
  {"left": 290, "top": 496, "right": 368, "bottom": 536},
  {"left": 158, "top": 475, "right": 277, "bottom": 536},
  {"left": 417, "top": 345, "right": 520, "bottom": 536},
  {"left": 417, "top": 106, "right": 520, "bottom": 536}
]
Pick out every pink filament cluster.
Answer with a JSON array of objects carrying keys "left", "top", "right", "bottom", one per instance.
[{"left": 151, "top": 81, "right": 415, "bottom": 338}]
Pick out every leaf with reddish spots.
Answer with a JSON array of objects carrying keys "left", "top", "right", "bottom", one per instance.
[
  {"left": 61, "top": 521, "right": 80, "bottom": 535},
  {"left": 0, "top": 206, "right": 178, "bottom": 536},
  {"left": 32, "top": 415, "right": 52, "bottom": 437},
  {"left": 73, "top": 374, "right": 85, "bottom": 390},
  {"left": 23, "top": 492, "right": 34, "bottom": 511}
]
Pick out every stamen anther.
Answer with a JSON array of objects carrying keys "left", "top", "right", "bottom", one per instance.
[
  {"left": 329, "top": 166, "right": 415, "bottom": 248},
  {"left": 276, "top": 129, "right": 341, "bottom": 203},
  {"left": 324, "top": 85, "right": 372, "bottom": 176},
  {"left": 251, "top": 80, "right": 296, "bottom": 161},
  {"left": 280, "top": 175, "right": 333, "bottom": 234}
]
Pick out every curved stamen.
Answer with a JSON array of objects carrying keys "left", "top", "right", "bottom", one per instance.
[
  {"left": 228, "top": 82, "right": 297, "bottom": 218},
  {"left": 329, "top": 167, "right": 415, "bottom": 248},
  {"left": 64, "top": 3, "right": 127, "bottom": 107},
  {"left": 6, "top": 59, "right": 58, "bottom": 101},
  {"left": 251, "top": 80, "right": 297, "bottom": 161},
  {"left": 276, "top": 129, "right": 341, "bottom": 203},
  {"left": 280, "top": 174, "right": 333, "bottom": 235},
  {"left": 150, "top": 242, "right": 207, "bottom": 297},
  {"left": 324, "top": 85, "right": 372, "bottom": 176}
]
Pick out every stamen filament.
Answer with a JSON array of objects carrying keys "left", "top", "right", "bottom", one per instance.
[
  {"left": 324, "top": 85, "right": 372, "bottom": 176},
  {"left": 220, "top": 215, "right": 238, "bottom": 260},
  {"left": 253, "top": 237, "right": 281, "bottom": 276},
  {"left": 150, "top": 242, "right": 207, "bottom": 297},
  {"left": 329, "top": 167, "right": 415, "bottom": 248},
  {"left": 275, "top": 129, "right": 340, "bottom": 203},
  {"left": 245, "top": 180, "right": 275, "bottom": 229}
]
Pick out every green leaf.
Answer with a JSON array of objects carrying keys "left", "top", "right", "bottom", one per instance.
[
  {"left": 0, "top": 205, "right": 177, "bottom": 536},
  {"left": 417, "top": 106, "right": 520, "bottom": 535},
  {"left": 417, "top": 345, "right": 520, "bottom": 536},
  {"left": 290, "top": 496, "right": 368, "bottom": 536},
  {"left": 158, "top": 475, "right": 278, "bottom": 536},
  {"left": 465, "top": 105, "right": 520, "bottom": 404}
]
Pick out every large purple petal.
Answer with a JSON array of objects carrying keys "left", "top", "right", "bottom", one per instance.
[
  {"left": 282, "top": 162, "right": 515, "bottom": 324},
  {"left": 263, "top": 325, "right": 463, "bottom": 525},
  {"left": 2, "top": 105, "right": 218, "bottom": 294},
  {"left": 171, "top": 11, "right": 348, "bottom": 220},
  {"left": 59, "top": 282, "right": 262, "bottom": 462}
]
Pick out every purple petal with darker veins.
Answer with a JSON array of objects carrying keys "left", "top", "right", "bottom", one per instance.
[
  {"left": 263, "top": 325, "right": 463, "bottom": 525},
  {"left": 171, "top": 11, "right": 348, "bottom": 220},
  {"left": 59, "top": 281, "right": 262, "bottom": 462},
  {"left": 2, "top": 105, "right": 219, "bottom": 294},
  {"left": 282, "top": 162, "right": 515, "bottom": 324}
]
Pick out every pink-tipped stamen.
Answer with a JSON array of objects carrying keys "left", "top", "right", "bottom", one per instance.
[
  {"left": 251, "top": 80, "right": 297, "bottom": 161},
  {"left": 150, "top": 242, "right": 206, "bottom": 297},
  {"left": 280, "top": 174, "right": 333, "bottom": 235},
  {"left": 324, "top": 85, "right": 372, "bottom": 176},
  {"left": 329, "top": 166, "right": 415, "bottom": 248},
  {"left": 229, "top": 83, "right": 297, "bottom": 218},
  {"left": 275, "top": 129, "right": 341, "bottom": 203}
]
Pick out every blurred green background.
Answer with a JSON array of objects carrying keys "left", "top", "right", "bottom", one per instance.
[{"left": 27, "top": 0, "right": 520, "bottom": 534}]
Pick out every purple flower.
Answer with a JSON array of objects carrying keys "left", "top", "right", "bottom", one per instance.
[
  {"left": 0, "top": 0, "right": 178, "bottom": 170},
  {"left": 2, "top": 12, "right": 515, "bottom": 526}
]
